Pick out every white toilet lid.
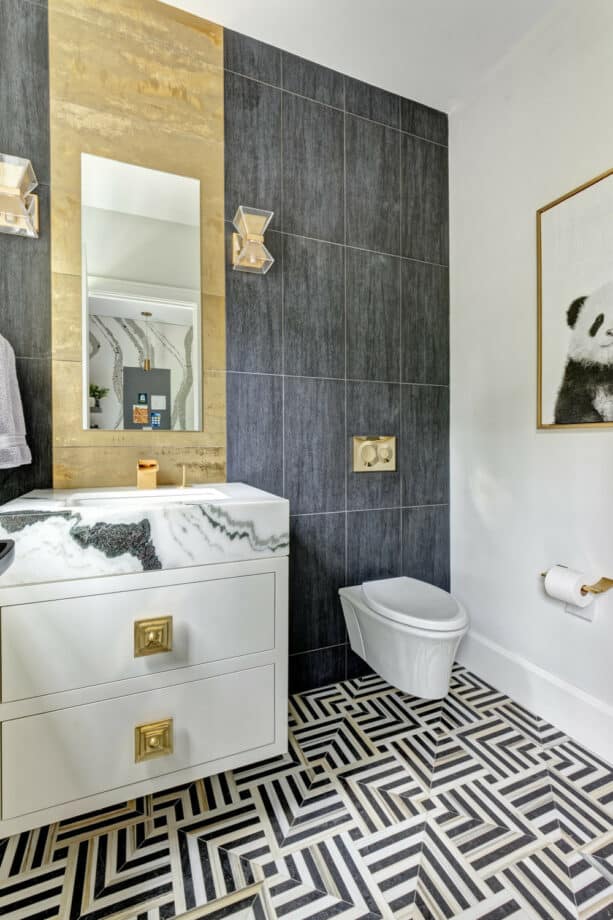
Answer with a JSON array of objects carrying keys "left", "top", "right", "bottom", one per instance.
[{"left": 361, "top": 577, "right": 468, "bottom": 632}]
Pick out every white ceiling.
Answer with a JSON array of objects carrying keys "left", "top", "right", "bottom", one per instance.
[{"left": 164, "top": 0, "right": 561, "bottom": 112}]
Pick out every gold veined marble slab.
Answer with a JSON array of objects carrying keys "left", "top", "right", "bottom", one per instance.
[
  {"left": 53, "top": 445, "right": 226, "bottom": 489},
  {"left": 51, "top": 273, "right": 81, "bottom": 363},
  {"left": 49, "top": 100, "right": 224, "bottom": 293},
  {"left": 49, "top": 0, "right": 226, "bottom": 487},
  {"left": 53, "top": 361, "right": 226, "bottom": 448},
  {"left": 49, "top": 11, "right": 223, "bottom": 146},
  {"left": 50, "top": 0, "right": 222, "bottom": 68}
]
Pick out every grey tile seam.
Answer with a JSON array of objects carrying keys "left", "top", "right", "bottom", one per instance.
[
  {"left": 280, "top": 66, "right": 286, "bottom": 498},
  {"left": 289, "top": 504, "right": 448, "bottom": 518},
  {"left": 222, "top": 67, "right": 448, "bottom": 147},
  {"left": 222, "top": 219, "right": 449, "bottom": 269},
  {"left": 289, "top": 642, "right": 347, "bottom": 658},
  {"left": 399, "top": 249, "right": 404, "bottom": 533},
  {"left": 226, "top": 371, "right": 449, "bottom": 388},
  {"left": 343, "top": 92, "right": 348, "bottom": 580}
]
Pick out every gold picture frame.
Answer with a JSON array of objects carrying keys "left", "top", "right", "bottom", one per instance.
[{"left": 537, "top": 167, "right": 613, "bottom": 429}]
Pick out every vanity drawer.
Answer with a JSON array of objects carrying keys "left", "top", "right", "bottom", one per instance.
[
  {"left": 2, "top": 664, "right": 275, "bottom": 819},
  {"left": 1, "top": 573, "right": 276, "bottom": 701}
]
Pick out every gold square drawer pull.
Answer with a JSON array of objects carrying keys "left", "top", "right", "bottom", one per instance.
[
  {"left": 134, "top": 616, "right": 173, "bottom": 657},
  {"left": 135, "top": 718, "right": 174, "bottom": 762}
]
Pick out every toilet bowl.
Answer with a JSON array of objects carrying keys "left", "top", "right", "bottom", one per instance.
[{"left": 339, "top": 576, "right": 469, "bottom": 699}]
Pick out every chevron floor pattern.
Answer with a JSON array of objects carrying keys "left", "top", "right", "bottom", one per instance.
[{"left": 0, "top": 664, "right": 611, "bottom": 920}]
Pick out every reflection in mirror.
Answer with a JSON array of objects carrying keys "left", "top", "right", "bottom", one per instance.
[{"left": 81, "top": 155, "right": 201, "bottom": 431}]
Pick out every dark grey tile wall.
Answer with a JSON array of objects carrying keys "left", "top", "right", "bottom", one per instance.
[
  {"left": 223, "top": 31, "right": 449, "bottom": 692},
  {"left": 0, "top": 0, "right": 52, "bottom": 505}
]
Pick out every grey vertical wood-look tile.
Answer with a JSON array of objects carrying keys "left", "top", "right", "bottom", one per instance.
[
  {"left": 224, "top": 72, "right": 282, "bottom": 227},
  {"left": 346, "top": 508, "right": 401, "bottom": 585},
  {"left": 0, "top": 0, "right": 50, "bottom": 185},
  {"left": 346, "top": 646, "right": 373, "bottom": 680},
  {"left": 401, "top": 134, "right": 449, "bottom": 265},
  {"left": 226, "top": 372, "right": 283, "bottom": 496},
  {"left": 402, "top": 505, "right": 450, "bottom": 590},
  {"left": 282, "top": 94, "right": 344, "bottom": 243},
  {"left": 223, "top": 29, "right": 281, "bottom": 86},
  {"left": 0, "top": 357, "right": 52, "bottom": 504},
  {"left": 344, "top": 77, "right": 400, "bottom": 128},
  {"left": 289, "top": 513, "right": 346, "bottom": 654},
  {"left": 346, "top": 381, "right": 401, "bottom": 512},
  {"left": 401, "top": 384, "right": 449, "bottom": 506},
  {"left": 225, "top": 224, "right": 282, "bottom": 374},
  {"left": 289, "top": 644, "right": 346, "bottom": 693},
  {"left": 283, "top": 236, "right": 345, "bottom": 379},
  {"left": 346, "top": 115, "right": 401, "bottom": 256},
  {"left": 0, "top": 186, "right": 51, "bottom": 358},
  {"left": 284, "top": 377, "right": 345, "bottom": 514},
  {"left": 401, "top": 260, "right": 449, "bottom": 385},
  {"left": 282, "top": 52, "right": 344, "bottom": 108},
  {"left": 401, "top": 99, "right": 448, "bottom": 146},
  {"left": 346, "top": 248, "right": 400, "bottom": 382}
]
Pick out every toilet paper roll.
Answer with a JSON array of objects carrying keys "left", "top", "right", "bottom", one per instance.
[{"left": 543, "top": 565, "right": 594, "bottom": 608}]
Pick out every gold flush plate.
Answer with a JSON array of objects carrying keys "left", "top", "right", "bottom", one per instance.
[
  {"left": 135, "top": 718, "right": 174, "bottom": 762},
  {"left": 353, "top": 436, "right": 397, "bottom": 472},
  {"left": 134, "top": 616, "right": 173, "bottom": 657}
]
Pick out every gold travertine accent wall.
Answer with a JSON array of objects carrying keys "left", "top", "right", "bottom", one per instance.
[{"left": 48, "top": 0, "right": 226, "bottom": 487}]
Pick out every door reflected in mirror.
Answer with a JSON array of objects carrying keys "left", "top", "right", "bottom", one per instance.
[{"left": 81, "top": 154, "right": 202, "bottom": 431}]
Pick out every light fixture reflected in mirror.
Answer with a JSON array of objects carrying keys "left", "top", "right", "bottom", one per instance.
[
  {"left": 141, "top": 311, "right": 153, "bottom": 371},
  {"left": 0, "top": 153, "right": 39, "bottom": 238},
  {"left": 232, "top": 206, "right": 274, "bottom": 274}
]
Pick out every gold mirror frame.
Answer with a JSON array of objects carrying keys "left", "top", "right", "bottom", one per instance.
[{"left": 49, "top": 0, "right": 226, "bottom": 487}]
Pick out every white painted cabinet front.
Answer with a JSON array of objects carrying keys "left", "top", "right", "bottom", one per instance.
[{"left": 0, "top": 557, "right": 288, "bottom": 836}]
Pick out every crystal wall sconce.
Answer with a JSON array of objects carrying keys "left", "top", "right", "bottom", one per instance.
[
  {"left": 0, "top": 154, "right": 39, "bottom": 238},
  {"left": 232, "top": 206, "right": 274, "bottom": 274}
]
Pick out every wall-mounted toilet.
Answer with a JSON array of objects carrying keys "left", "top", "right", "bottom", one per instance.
[{"left": 339, "top": 577, "right": 469, "bottom": 699}]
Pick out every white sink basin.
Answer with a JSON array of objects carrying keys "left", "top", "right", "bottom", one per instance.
[{"left": 63, "top": 486, "right": 227, "bottom": 507}]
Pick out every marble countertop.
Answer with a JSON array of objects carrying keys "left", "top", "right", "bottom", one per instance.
[{"left": 0, "top": 483, "right": 289, "bottom": 588}]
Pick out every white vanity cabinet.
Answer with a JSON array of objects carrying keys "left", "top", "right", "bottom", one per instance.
[{"left": 0, "top": 484, "right": 289, "bottom": 836}]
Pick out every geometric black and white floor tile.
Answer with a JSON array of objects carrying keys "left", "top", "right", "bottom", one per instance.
[{"left": 1, "top": 664, "right": 612, "bottom": 919}]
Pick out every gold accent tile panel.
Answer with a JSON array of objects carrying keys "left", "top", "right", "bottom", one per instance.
[
  {"left": 54, "top": 445, "right": 226, "bottom": 490},
  {"left": 49, "top": 100, "right": 224, "bottom": 295},
  {"left": 51, "top": 273, "right": 81, "bottom": 363},
  {"left": 53, "top": 362, "right": 226, "bottom": 448},
  {"left": 49, "top": 0, "right": 226, "bottom": 487},
  {"left": 51, "top": 0, "right": 222, "bottom": 67},
  {"left": 49, "top": 10, "right": 222, "bottom": 146}
]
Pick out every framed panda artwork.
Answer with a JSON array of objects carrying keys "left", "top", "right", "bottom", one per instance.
[{"left": 537, "top": 168, "right": 613, "bottom": 428}]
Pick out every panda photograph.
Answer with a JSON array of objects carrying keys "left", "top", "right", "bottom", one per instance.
[{"left": 538, "top": 169, "right": 613, "bottom": 428}]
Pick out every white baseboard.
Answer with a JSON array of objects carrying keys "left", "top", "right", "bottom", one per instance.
[{"left": 457, "top": 630, "right": 613, "bottom": 764}]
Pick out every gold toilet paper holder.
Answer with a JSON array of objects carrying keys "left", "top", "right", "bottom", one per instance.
[{"left": 540, "top": 571, "right": 613, "bottom": 596}]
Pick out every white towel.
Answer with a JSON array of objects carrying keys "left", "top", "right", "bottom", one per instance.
[{"left": 0, "top": 334, "right": 32, "bottom": 470}]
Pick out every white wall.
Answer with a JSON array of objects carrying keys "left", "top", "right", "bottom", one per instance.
[
  {"left": 450, "top": 0, "right": 613, "bottom": 761},
  {"left": 165, "top": 0, "right": 557, "bottom": 112}
]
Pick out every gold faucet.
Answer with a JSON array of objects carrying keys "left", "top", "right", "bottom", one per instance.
[{"left": 137, "top": 459, "right": 159, "bottom": 489}]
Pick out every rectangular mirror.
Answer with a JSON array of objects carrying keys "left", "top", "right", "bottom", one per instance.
[{"left": 81, "top": 154, "right": 202, "bottom": 431}]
